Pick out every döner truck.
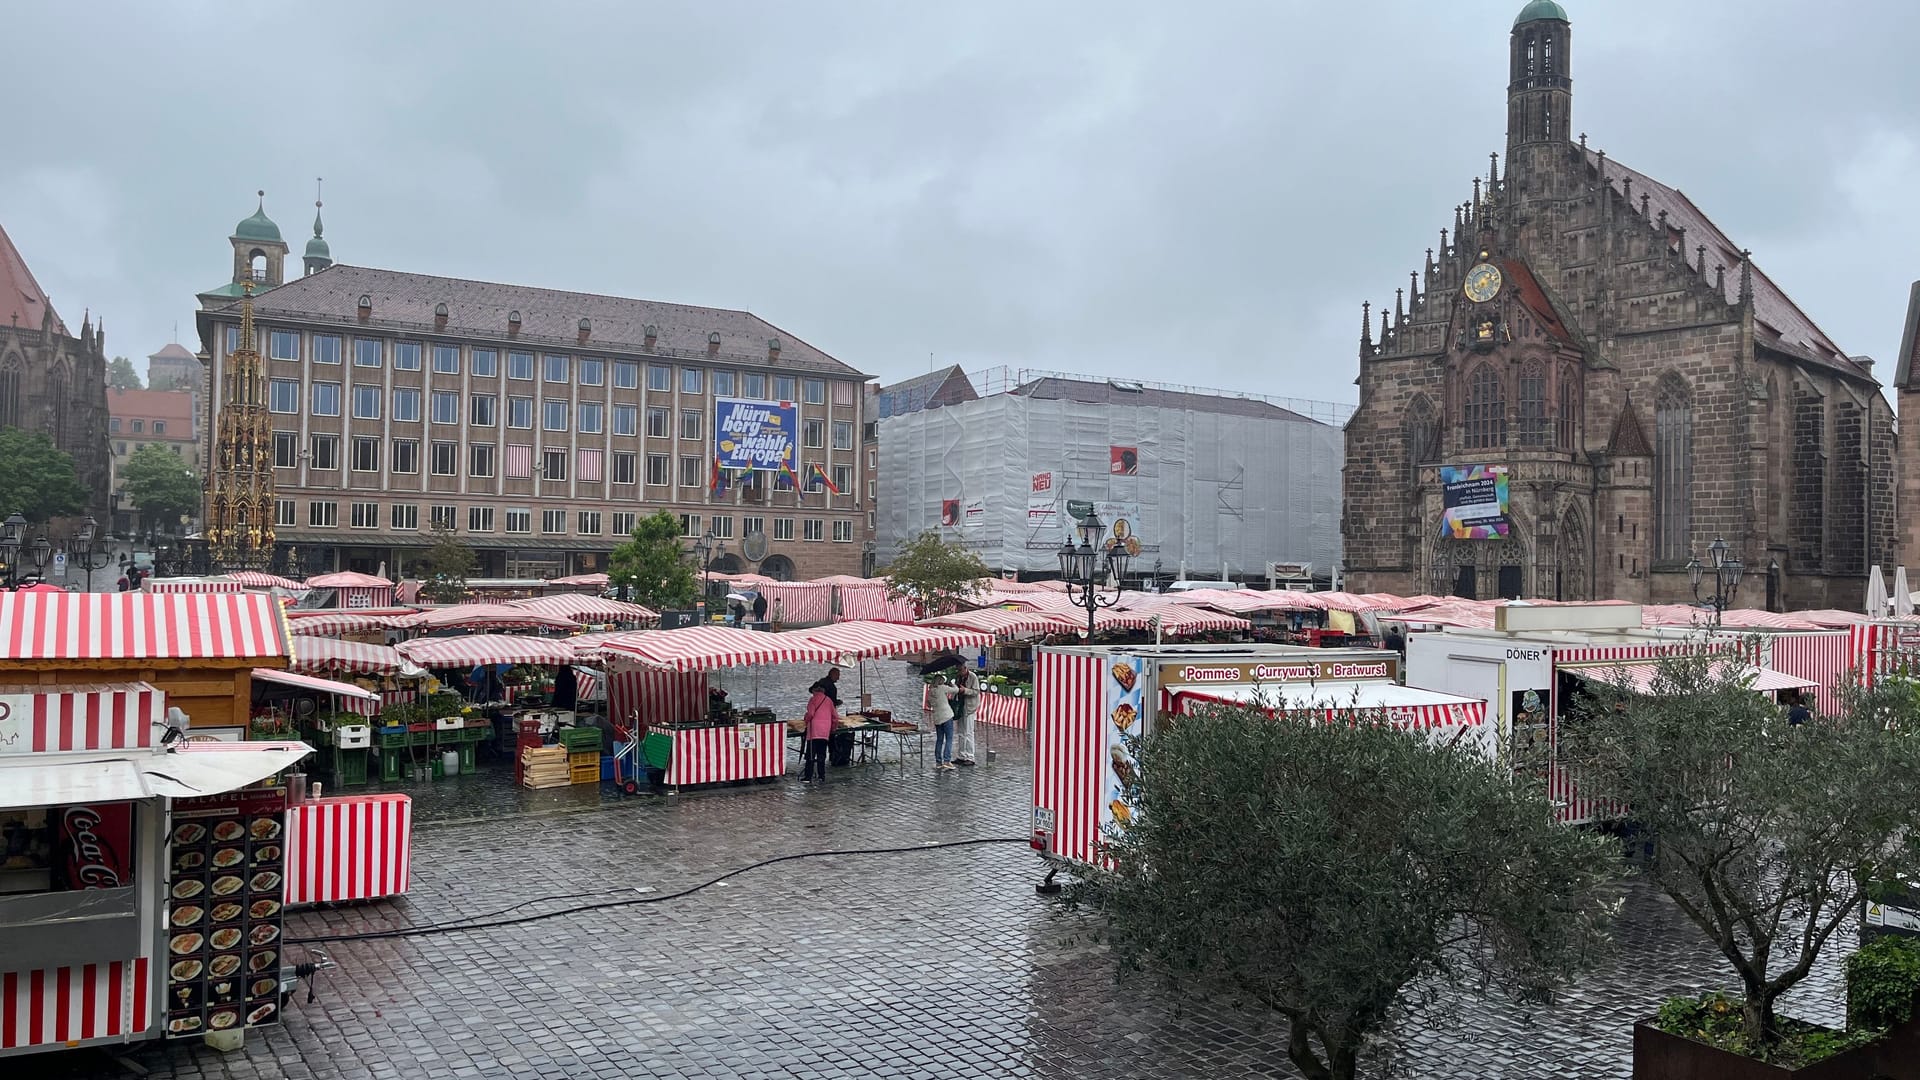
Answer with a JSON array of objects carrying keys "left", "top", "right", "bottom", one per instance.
[{"left": 1029, "top": 643, "right": 1490, "bottom": 876}]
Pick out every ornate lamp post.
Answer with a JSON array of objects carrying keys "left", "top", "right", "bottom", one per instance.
[
  {"left": 1686, "top": 535, "right": 1744, "bottom": 627},
  {"left": 689, "top": 528, "right": 721, "bottom": 620},
  {"left": 1059, "top": 511, "right": 1130, "bottom": 639},
  {"left": 74, "top": 515, "right": 113, "bottom": 593},
  {"left": 1, "top": 511, "right": 23, "bottom": 588}
]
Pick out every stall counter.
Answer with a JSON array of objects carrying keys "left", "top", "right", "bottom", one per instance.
[{"left": 663, "top": 723, "right": 787, "bottom": 787}]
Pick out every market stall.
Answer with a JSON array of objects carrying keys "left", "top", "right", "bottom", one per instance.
[
  {"left": 790, "top": 622, "right": 998, "bottom": 768},
  {"left": 392, "top": 634, "right": 581, "bottom": 783},
  {"left": 385, "top": 603, "right": 579, "bottom": 635},
  {"left": 300, "top": 571, "right": 396, "bottom": 611},
  {"left": 140, "top": 577, "right": 245, "bottom": 595},
  {"left": 282, "top": 793, "right": 412, "bottom": 908},
  {"left": 284, "top": 609, "right": 416, "bottom": 640},
  {"left": 505, "top": 593, "right": 658, "bottom": 627}
]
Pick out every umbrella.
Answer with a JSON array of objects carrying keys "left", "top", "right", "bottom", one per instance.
[
  {"left": 1896, "top": 567, "right": 1914, "bottom": 618},
  {"left": 1866, "top": 565, "right": 1888, "bottom": 618},
  {"left": 917, "top": 654, "right": 966, "bottom": 675},
  {"left": 726, "top": 591, "right": 758, "bottom": 604}
]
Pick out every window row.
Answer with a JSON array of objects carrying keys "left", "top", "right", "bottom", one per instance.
[{"left": 283, "top": 501, "right": 853, "bottom": 542}]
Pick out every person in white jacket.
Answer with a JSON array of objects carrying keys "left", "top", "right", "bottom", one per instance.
[
  {"left": 929, "top": 674, "right": 958, "bottom": 770},
  {"left": 953, "top": 666, "right": 981, "bottom": 767}
]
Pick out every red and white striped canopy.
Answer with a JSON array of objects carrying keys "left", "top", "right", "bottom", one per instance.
[
  {"left": 507, "top": 594, "right": 658, "bottom": 625},
  {"left": 792, "top": 621, "right": 996, "bottom": 661},
  {"left": 1564, "top": 660, "right": 1818, "bottom": 696},
  {"left": 1168, "top": 588, "right": 1327, "bottom": 613},
  {"left": 252, "top": 668, "right": 381, "bottom": 703},
  {"left": 0, "top": 682, "right": 162, "bottom": 752},
  {"left": 396, "top": 634, "right": 578, "bottom": 669},
  {"left": 1170, "top": 682, "right": 1487, "bottom": 729},
  {"left": 290, "top": 636, "right": 414, "bottom": 676},
  {"left": 1308, "top": 592, "right": 1395, "bottom": 612},
  {"left": 921, "top": 608, "right": 1079, "bottom": 637},
  {"left": 387, "top": 603, "right": 579, "bottom": 632},
  {"left": 1148, "top": 606, "right": 1253, "bottom": 634},
  {"left": 305, "top": 571, "right": 394, "bottom": 589},
  {"left": 594, "top": 626, "right": 841, "bottom": 672},
  {"left": 0, "top": 592, "right": 291, "bottom": 661},
  {"left": 141, "top": 577, "right": 245, "bottom": 594},
  {"left": 225, "top": 570, "right": 306, "bottom": 590},
  {"left": 285, "top": 610, "right": 411, "bottom": 637},
  {"left": 544, "top": 572, "right": 610, "bottom": 587}
]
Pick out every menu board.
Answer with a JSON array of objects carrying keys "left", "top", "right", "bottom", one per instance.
[{"left": 163, "top": 788, "right": 287, "bottom": 1038}]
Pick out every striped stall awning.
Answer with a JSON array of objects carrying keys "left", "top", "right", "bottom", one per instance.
[
  {"left": 1562, "top": 660, "right": 1817, "bottom": 696},
  {"left": 596, "top": 626, "right": 841, "bottom": 672},
  {"left": 0, "top": 592, "right": 291, "bottom": 661},
  {"left": 0, "top": 682, "right": 163, "bottom": 753},
  {"left": 755, "top": 582, "right": 833, "bottom": 625},
  {"left": 225, "top": 570, "right": 306, "bottom": 590},
  {"left": 140, "top": 576, "right": 244, "bottom": 594},
  {"left": 1148, "top": 606, "right": 1253, "bottom": 635},
  {"left": 835, "top": 585, "right": 920, "bottom": 624},
  {"left": 507, "top": 594, "right": 659, "bottom": 625},
  {"left": 395, "top": 634, "right": 578, "bottom": 669},
  {"left": 387, "top": 603, "right": 579, "bottom": 632},
  {"left": 1168, "top": 588, "right": 1327, "bottom": 614},
  {"left": 545, "top": 572, "right": 610, "bottom": 587},
  {"left": 285, "top": 610, "right": 412, "bottom": 637},
  {"left": 304, "top": 571, "right": 393, "bottom": 588},
  {"left": 792, "top": 621, "right": 996, "bottom": 661},
  {"left": 252, "top": 667, "right": 382, "bottom": 703},
  {"left": 290, "top": 636, "right": 416, "bottom": 676},
  {"left": 921, "top": 608, "right": 1079, "bottom": 637},
  {"left": 1170, "top": 682, "right": 1487, "bottom": 729}
]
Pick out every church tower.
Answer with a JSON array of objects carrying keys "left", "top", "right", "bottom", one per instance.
[
  {"left": 202, "top": 282, "right": 276, "bottom": 570},
  {"left": 229, "top": 191, "right": 288, "bottom": 288},
  {"left": 1505, "top": 1, "right": 1572, "bottom": 187},
  {"left": 303, "top": 180, "right": 332, "bottom": 276}
]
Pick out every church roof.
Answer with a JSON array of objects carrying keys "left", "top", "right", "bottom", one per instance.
[
  {"left": 149, "top": 342, "right": 198, "bottom": 362},
  {"left": 0, "top": 222, "right": 66, "bottom": 335},
  {"left": 1587, "top": 150, "right": 1865, "bottom": 379},
  {"left": 1895, "top": 280, "right": 1920, "bottom": 390},
  {"left": 234, "top": 195, "right": 283, "bottom": 244},
  {"left": 1605, "top": 395, "right": 1653, "bottom": 457},
  {"left": 1514, "top": 0, "right": 1569, "bottom": 26}
]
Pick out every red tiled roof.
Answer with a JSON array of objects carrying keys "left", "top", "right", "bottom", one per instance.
[
  {"left": 1586, "top": 151, "right": 1863, "bottom": 378},
  {"left": 108, "top": 387, "right": 197, "bottom": 427},
  {"left": 0, "top": 222, "right": 65, "bottom": 335},
  {"left": 148, "top": 342, "right": 197, "bottom": 361}
]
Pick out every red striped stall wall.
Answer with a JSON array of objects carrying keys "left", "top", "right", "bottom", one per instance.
[
  {"left": 284, "top": 794, "right": 413, "bottom": 907},
  {"left": 1, "top": 958, "right": 150, "bottom": 1053},
  {"left": 606, "top": 669, "right": 708, "bottom": 738},
  {"left": 1546, "top": 643, "right": 1698, "bottom": 825},
  {"left": 1762, "top": 632, "right": 1853, "bottom": 714},
  {"left": 0, "top": 683, "right": 162, "bottom": 752},
  {"left": 759, "top": 583, "right": 833, "bottom": 626},
  {"left": 977, "top": 691, "right": 1029, "bottom": 730},
  {"left": 1032, "top": 650, "right": 1106, "bottom": 867},
  {"left": 834, "top": 587, "right": 919, "bottom": 624},
  {"left": 664, "top": 723, "right": 787, "bottom": 785}
]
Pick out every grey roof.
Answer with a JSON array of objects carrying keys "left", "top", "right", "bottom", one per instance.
[
  {"left": 149, "top": 342, "right": 198, "bottom": 361},
  {"left": 213, "top": 264, "right": 866, "bottom": 378},
  {"left": 875, "top": 365, "right": 975, "bottom": 417},
  {"left": 1010, "top": 376, "right": 1319, "bottom": 423},
  {"left": 1896, "top": 281, "right": 1920, "bottom": 390}
]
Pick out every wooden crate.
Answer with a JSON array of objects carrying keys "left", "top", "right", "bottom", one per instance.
[{"left": 522, "top": 745, "right": 572, "bottom": 789}]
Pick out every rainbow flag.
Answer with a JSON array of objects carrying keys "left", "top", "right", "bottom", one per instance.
[
  {"left": 710, "top": 453, "right": 729, "bottom": 494},
  {"left": 808, "top": 462, "right": 841, "bottom": 495},
  {"left": 777, "top": 458, "right": 800, "bottom": 489}
]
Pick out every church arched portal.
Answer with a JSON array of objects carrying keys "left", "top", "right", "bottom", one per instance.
[{"left": 1432, "top": 525, "right": 1530, "bottom": 600}]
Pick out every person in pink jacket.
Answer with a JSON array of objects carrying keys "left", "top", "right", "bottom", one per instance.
[{"left": 801, "top": 686, "right": 838, "bottom": 782}]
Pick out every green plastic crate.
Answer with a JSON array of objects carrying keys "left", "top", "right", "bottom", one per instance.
[
  {"left": 558, "top": 727, "right": 602, "bottom": 753},
  {"left": 460, "top": 725, "right": 489, "bottom": 743},
  {"left": 336, "top": 748, "right": 370, "bottom": 788},
  {"left": 408, "top": 729, "right": 436, "bottom": 747},
  {"left": 377, "top": 729, "right": 408, "bottom": 749},
  {"left": 641, "top": 731, "right": 674, "bottom": 770}
]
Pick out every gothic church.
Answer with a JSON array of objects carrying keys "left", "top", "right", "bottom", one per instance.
[{"left": 1341, "top": 1, "right": 1895, "bottom": 610}]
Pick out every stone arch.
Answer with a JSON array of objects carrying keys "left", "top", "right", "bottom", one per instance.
[
  {"left": 1430, "top": 508, "right": 1532, "bottom": 600},
  {"left": 1653, "top": 372, "right": 1693, "bottom": 562},
  {"left": 709, "top": 553, "right": 743, "bottom": 575},
  {"left": 757, "top": 554, "right": 795, "bottom": 581},
  {"left": 1555, "top": 505, "right": 1589, "bottom": 601}
]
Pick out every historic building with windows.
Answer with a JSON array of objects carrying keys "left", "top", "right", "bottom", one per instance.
[
  {"left": 0, "top": 222, "right": 111, "bottom": 518},
  {"left": 108, "top": 386, "right": 204, "bottom": 536},
  {"left": 1341, "top": 1, "right": 1896, "bottom": 609},
  {"left": 194, "top": 198, "right": 874, "bottom": 580}
]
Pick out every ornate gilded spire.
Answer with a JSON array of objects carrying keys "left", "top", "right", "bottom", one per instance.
[{"left": 204, "top": 279, "right": 275, "bottom": 569}]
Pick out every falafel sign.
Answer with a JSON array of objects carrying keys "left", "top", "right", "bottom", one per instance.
[{"left": 713, "top": 397, "right": 798, "bottom": 472}]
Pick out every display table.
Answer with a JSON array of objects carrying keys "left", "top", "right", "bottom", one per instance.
[
  {"left": 976, "top": 691, "right": 1030, "bottom": 730},
  {"left": 662, "top": 722, "right": 787, "bottom": 787},
  {"left": 788, "top": 713, "right": 925, "bottom": 774},
  {"left": 283, "top": 793, "right": 413, "bottom": 907}
]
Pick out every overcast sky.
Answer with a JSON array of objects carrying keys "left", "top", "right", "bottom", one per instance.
[{"left": 6, "top": 1, "right": 1917, "bottom": 405}]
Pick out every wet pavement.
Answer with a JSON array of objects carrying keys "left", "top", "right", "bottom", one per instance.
[{"left": 19, "top": 660, "right": 1856, "bottom": 1079}]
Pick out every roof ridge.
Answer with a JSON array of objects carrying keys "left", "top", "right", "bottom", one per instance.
[
  {"left": 0, "top": 221, "right": 66, "bottom": 334},
  {"left": 309, "top": 263, "right": 768, "bottom": 323}
]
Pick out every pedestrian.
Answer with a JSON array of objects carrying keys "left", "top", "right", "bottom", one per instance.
[
  {"left": 1786, "top": 692, "right": 1812, "bottom": 727},
  {"left": 115, "top": 574, "right": 129, "bottom": 592},
  {"left": 751, "top": 590, "right": 768, "bottom": 627},
  {"left": 952, "top": 665, "right": 981, "bottom": 767},
  {"left": 809, "top": 666, "right": 842, "bottom": 708},
  {"left": 728, "top": 599, "right": 746, "bottom": 628},
  {"left": 801, "top": 682, "right": 838, "bottom": 782},
  {"left": 929, "top": 673, "right": 958, "bottom": 770}
]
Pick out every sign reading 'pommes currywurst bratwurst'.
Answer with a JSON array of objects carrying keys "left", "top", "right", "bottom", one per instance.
[{"left": 1158, "top": 659, "right": 1397, "bottom": 686}]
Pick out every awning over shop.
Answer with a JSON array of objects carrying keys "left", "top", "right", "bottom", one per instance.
[
  {"left": 304, "top": 571, "right": 393, "bottom": 589},
  {"left": 793, "top": 621, "right": 996, "bottom": 661},
  {"left": 0, "top": 591, "right": 292, "bottom": 661},
  {"left": 1170, "top": 682, "right": 1487, "bottom": 729},
  {"left": 285, "top": 609, "right": 416, "bottom": 637},
  {"left": 396, "top": 634, "right": 579, "bottom": 669},
  {"left": 387, "top": 603, "right": 580, "bottom": 632},
  {"left": 225, "top": 570, "right": 306, "bottom": 590},
  {"left": 506, "top": 594, "right": 658, "bottom": 625},
  {"left": 919, "top": 608, "right": 1080, "bottom": 637},
  {"left": 594, "top": 626, "right": 841, "bottom": 672},
  {"left": 0, "top": 682, "right": 164, "bottom": 753},
  {"left": 251, "top": 668, "right": 382, "bottom": 703},
  {"left": 290, "top": 635, "right": 422, "bottom": 677},
  {"left": 1564, "top": 661, "right": 1818, "bottom": 696},
  {"left": 141, "top": 577, "right": 245, "bottom": 594},
  {"left": 0, "top": 740, "right": 313, "bottom": 810}
]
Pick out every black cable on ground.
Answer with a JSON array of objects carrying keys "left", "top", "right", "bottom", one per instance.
[{"left": 287, "top": 836, "right": 1030, "bottom": 946}]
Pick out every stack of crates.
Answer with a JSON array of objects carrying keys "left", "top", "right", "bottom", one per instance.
[
  {"left": 559, "top": 726, "right": 602, "bottom": 785},
  {"left": 377, "top": 725, "right": 410, "bottom": 782}
]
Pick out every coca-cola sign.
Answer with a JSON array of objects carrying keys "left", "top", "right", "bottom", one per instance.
[{"left": 57, "top": 803, "right": 135, "bottom": 889}]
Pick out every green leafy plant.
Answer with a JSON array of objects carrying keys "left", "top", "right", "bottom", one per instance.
[
  {"left": 1846, "top": 934, "right": 1920, "bottom": 1032},
  {"left": 881, "top": 531, "right": 989, "bottom": 618},
  {"left": 121, "top": 443, "right": 201, "bottom": 535},
  {"left": 0, "top": 428, "right": 86, "bottom": 523},
  {"left": 414, "top": 523, "right": 477, "bottom": 603},
  {"left": 609, "top": 510, "right": 700, "bottom": 611},
  {"left": 106, "top": 355, "right": 143, "bottom": 390}
]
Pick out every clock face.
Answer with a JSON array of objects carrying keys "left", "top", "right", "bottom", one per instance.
[{"left": 1464, "top": 262, "right": 1503, "bottom": 304}]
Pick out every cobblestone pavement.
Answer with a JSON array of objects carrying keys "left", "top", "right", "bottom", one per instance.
[{"left": 21, "top": 661, "right": 1856, "bottom": 1079}]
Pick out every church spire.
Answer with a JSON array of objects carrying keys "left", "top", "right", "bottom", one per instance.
[
  {"left": 1506, "top": 2, "right": 1572, "bottom": 186},
  {"left": 303, "top": 177, "right": 333, "bottom": 276},
  {"left": 204, "top": 279, "right": 276, "bottom": 570}
]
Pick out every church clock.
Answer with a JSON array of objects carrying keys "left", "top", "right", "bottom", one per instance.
[{"left": 1463, "top": 262, "right": 1503, "bottom": 303}]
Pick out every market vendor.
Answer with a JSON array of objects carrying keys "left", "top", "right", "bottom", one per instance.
[
  {"left": 553, "top": 665, "right": 579, "bottom": 711},
  {"left": 809, "top": 666, "right": 843, "bottom": 707}
]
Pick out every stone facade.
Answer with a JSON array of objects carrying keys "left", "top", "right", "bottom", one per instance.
[
  {"left": 0, "top": 223, "right": 111, "bottom": 519},
  {"left": 1895, "top": 282, "right": 1920, "bottom": 573},
  {"left": 1342, "top": 3, "right": 1895, "bottom": 610}
]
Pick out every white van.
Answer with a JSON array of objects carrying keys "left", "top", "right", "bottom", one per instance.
[{"left": 1166, "top": 580, "right": 1241, "bottom": 592}]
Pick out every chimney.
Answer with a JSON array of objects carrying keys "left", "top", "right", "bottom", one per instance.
[
  {"left": 706, "top": 331, "right": 721, "bottom": 359},
  {"left": 767, "top": 337, "right": 781, "bottom": 363},
  {"left": 356, "top": 294, "right": 372, "bottom": 322},
  {"left": 507, "top": 309, "right": 521, "bottom": 337},
  {"left": 434, "top": 302, "right": 449, "bottom": 331},
  {"left": 577, "top": 317, "right": 591, "bottom": 345},
  {"left": 643, "top": 324, "right": 658, "bottom": 350}
]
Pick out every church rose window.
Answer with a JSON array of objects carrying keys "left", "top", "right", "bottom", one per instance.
[{"left": 1463, "top": 364, "right": 1505, "bottom": 450}]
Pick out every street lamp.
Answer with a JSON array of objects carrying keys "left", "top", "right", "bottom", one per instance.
[
  {"left": 1059, "top": 511, "right": 1130, "bottom": 639},
  {"left": 0, "top": 511, "right": 23, "bottom": 587},
  {"left": 74, "top": 515, "right": 113, "bottom": 593},
  {"left": 689, "top": 528, "right": 721, "bottom": 620},
  {"left": 1686, "top": 535, "right": 1744, "bottom": 627}
]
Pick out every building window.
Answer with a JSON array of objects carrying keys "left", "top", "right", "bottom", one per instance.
[
  {"left": 309, "top": 434, "right": 339, "bottom": 471},
  {"left": 578, "top": 511, "right": 603, "bottom": 536},
  {"left": 742, "top": 515, "right": 765, "bottom": 537},
  {"left": 709, "top": 515, "right": 733, "bottom": 539},
  {"left": 154, "top": 422, "right": 168, "bottom": 435},
  {"left": 646, "top": 407, "right": 669, "bottom": 438},
  {"left": 613, "top": 361, "right": 639, "bottom": 389},
  {"left": 428, "top": 505, "right": 457, "bottom": 530},
  {"left": 680, "top": 410, "right": 701, "bottom": 440},
  {"left": 110, "top": 417, "right": 120, "bottom": 433},
  {"left": 647, "top": 365, "right": 671, "bottom": 391},
  {"left": 773, "top": 375, "right": 796, "bottom": 402},
  {"left": 612, "top": 404, "right": 638, "bottom": 436},
  {"left": 712, "top": 371, "right": 735, "bottom": 396},
  {"left": 392, "top": 387, "right": 421, "bottom": 422},
  {"left": 314, "top": 335, "right": 342, "bottom": 365},
  {"left": 431, "top": 441, "right": 458, "bottom": 475},
  {"left": 395, "top": 342, "right": 422, "bottom": 371},
  {"left": 351, "top": 436, "right": 380, "bottom": 472},
  {"left": 681, "top": 367, "right": 703, "bottom": 394},
  {"left": 1517, "top": 361, "right": 1548, "bottom": 447},
  {"left": 353, "top": 339, "right": 382, "bottom": 367},
  {"left": 469, "top": 443, "right": 495, "bottom": 477},
  {"left": 505, "top": 509, "right": 531, "bottom": 534},
  {"left": 544, "top": 355, "right": 570, "bottom": 382},
  {"left": 679, "top": 455, "right": 702, "bottom": 487},
  {"left": 392, "top": 438, "right": 419, "bottom": 474},
  {"left": 504, "top": 447, "right": 531, "bottom": 480},
  {"left": 744, "top": 373, "right": 765, "bottom": 398},
  {"left": 542, "top": 509, "right": 567, "bottom": 534},
  {"left": 131, "top": 419, "right": 145, "bottom": 434},
  {"left": 1557, "top": 374, "right": 1578, "bottom": 451},
  {"left": 645, "top": 453, "right": 670, "bottom": 485},
  {"left": 832, "top": 381, "right": 854, "bottom": 406},
  {"left": 353, "top": 385, "right": 381, "bottom": 420},
  {"left": 1462, "top": 364, "right": 1505, "bottom": 450},
  {"left": 471, "top": 394, "right": 496, "bottom": 427},
  {"left": 432, "top": 391, "right": 460, "bottom": 425},
  {"left": 468, "top": 506, "right": 495, "bottom": 532},
  {"left": 611, "top": 451, "right": 637, "bottom": 484},
  {"left": 391, "top": 504, "right": 420, "bottom": 531},
  {"left": 1655, "top": 380, "right": 1693, "bottom": 562},
  {"left": 832, "top": 464, "right": 853, "bottom": 494},
  {"left": 275, "top": 499, "right": 296, "bottom": 527},
  {"left": 508, "top": 396, "right": 533, "bottom": 429},
  {"left": 866, "top": 481, "right": 875, "bottom": 499},
  {"left": 679, "top": 514, "right": 702, "bottom": 537},
  {"left": 803, "top": 519, "right": 824, "bottom": 542},
  {"left": 432, "top": 345, "right": 460, "bottom": 374},
  {"left": 579, "top": 359, "right": 604, "bottom": 386},
  {"left": 225, "top": 325, "right": 239, "bottom": 352},
  {"left": 1406, "top": 395, "right": 1436, "bottom": 483},
  {"left": 832, "top": 421, "right": 853, "bottom": 450},
  {"left": 803, "top": 419, "right": 824, "bottom": 448},
  {"left": 508, "top": 352, "right": 534, "bottom": 380},
  {"left": 579, "top": 401, "right": 604, "bottom": 434},
  {"left": 577, "top": 448, "right": 602, "bottom": 482},
  {"left": 273, "top": 431, "right": 298, "bottom": 469},
  {"left": 268, "top": 379, "right": 299, "bottom": 414},
  {"left": 542, "top": 448, "right": 568, "bottom": 481},
  {"left": 773, "top": 518, "right": 795, "bottom": 541},
  {"left": 309, "top": 501, "right": 338, "bottom": 527},
  {"left": 833, "top": 520, "right": 853, "bottom": 543},
  {"left": 803, "top": 379, "right": 825, "bottom": 405},
  {"left": 472, "top": 349, "right": 498, "bottom": 377},
  {"left": 269, "top": 331, "right": 300, "bottom": 361},
  {"left": 612, "top": 511, "right": 636, "bottom": 536},
  {"left": 867, "top": 448, "right": 877, "bottom": 468},
  {"left": 543, "top": 400, "right": 568, "bottom": 432}
]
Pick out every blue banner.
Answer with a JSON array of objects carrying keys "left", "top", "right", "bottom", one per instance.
[{"left": 714, "top": 397, "right": 798, "bottom": 471}]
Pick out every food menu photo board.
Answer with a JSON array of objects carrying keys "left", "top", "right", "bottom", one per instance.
[
  {"left": 164, "top": 788, "right": 287, "bottom": 1038},
  {"left": 1100, "top": 654, "right": 1144, "bottom": 842}
]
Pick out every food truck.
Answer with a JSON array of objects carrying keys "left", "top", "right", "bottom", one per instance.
[{"left": 1029, "top": 643, "right": 1489, "bottom": 872}]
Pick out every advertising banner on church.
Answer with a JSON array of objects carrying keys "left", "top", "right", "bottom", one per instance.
[
  {"left": 1439, "top": 464, "right": 1511, "bottom": 539},
  {"left": 714, "top": 398, "right": 797, "bottom": 472}
]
